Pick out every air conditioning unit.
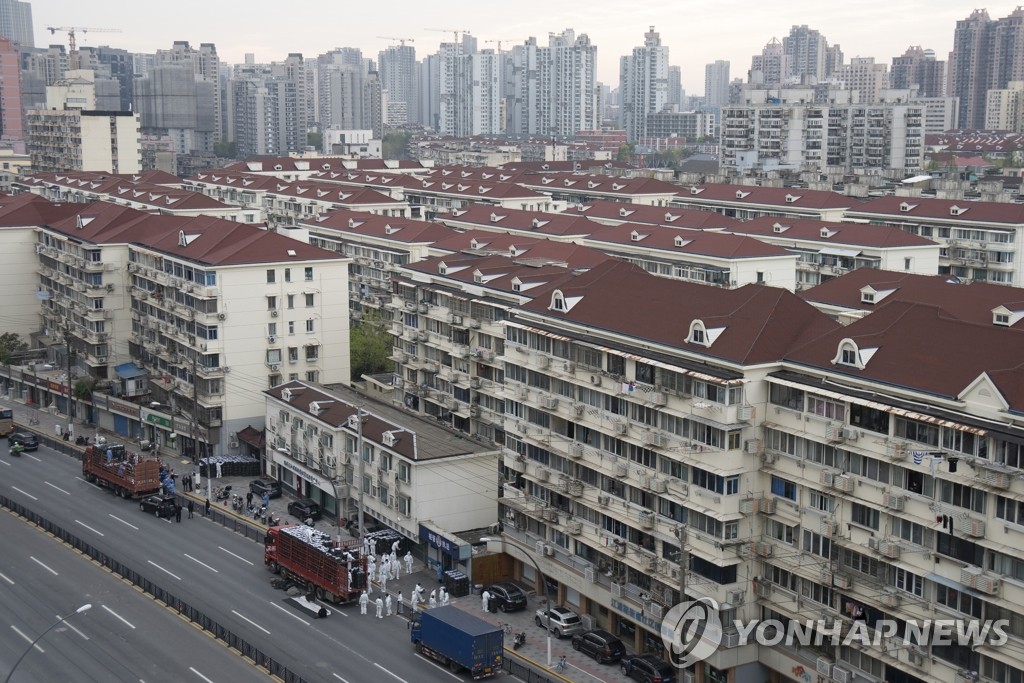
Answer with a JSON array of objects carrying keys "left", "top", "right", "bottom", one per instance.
[
  {"left": 218, "top": 313, "right": 226, "bottom": 320},
  {"left": 820, "top": 520, "right": 840, "bottom": 537},
  {"left": 832, "top": 666, "right": 852, "bottom": 683},
  {"left": 584, "top": 567, "right": 597, "bottom": 583},
  {"left": 882, "top": 492, "right": 904, "bottom": 510},
  {"left": 832, "top": 574, "right": 852, "bottom": 589},
  {"left": 744, "top": 439, "right": 763, "bottom": 454},
  {"left": 819, "top": 470, "right": 834, "bottom": 487},
  {"left": 543, "top": 545, "right": 555, "bottom": 557},
  {"left": 816, "top": 657, "right": 834, "bottom": 677},
  {"left": 597, "top": 494, "right": 610, "bottom": 507},
  {"left": 957, "top": 516, "right": 986, "bottom": 538},
  {"left": 881, "top": 588, "right": 902, "bottom": 608},
  {"left": 648, "top": 478, "right": 667, "bottom": 493},
  {"left": 541, "top": 396, "right": 558, "bottom": 410},
  {"left": 645, "top": 431, "right": 666, "bottom": 447},
  {"left": 270, "top": 363, "right": 280, "bottom": 371},
  {"left": 589, "top": 375, "right": 601, "bottom": 386},
  {"left": 567, "top": 521, "right": 582, "bottom": 535},
  {"left": 563, "top": 361, "right": 575, "bottom": 373},
  {"left": 573, "top": 404, "right": 585, "bottom": 417},
  {"left": 267, "top": 335, "right": 276, "bottom": 343},
  {"left": 614, "top": 420, "right": 627, "bottom": 435},
  {"left": 271, "top": 310, "right": 279, "bottom": 317},
  {"left": 569, "top": 443, "right": 584, "bottom": 459},
  {"left": 877, "top": 540, "right": 901, "bottom": 559},
  {"left": 833, "top": 474, "right": 854, "bottom": 493}
]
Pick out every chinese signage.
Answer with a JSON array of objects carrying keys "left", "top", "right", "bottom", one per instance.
[
  {"left": 274, "top": 451, "right": 327, "bottom": 489},
  {"left": 419, "top": 524, "right": 471, "bottom": 560},
  {"left": 611, "top": 598, "right": 662, "bottom": 632},
  {"left": 108, "top": 396, "right": 141, "bottom": 419},
  {"left": 141, "top": 407, "right": 172, "bottom": 430}
]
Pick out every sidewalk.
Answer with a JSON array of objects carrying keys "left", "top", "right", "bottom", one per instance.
[{"left": 5, "top": 400, "right": 632, "bottom": 682}]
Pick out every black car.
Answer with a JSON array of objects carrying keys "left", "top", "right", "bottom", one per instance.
[
  {"left": 484, "top": 583, "right": 528, "bottom": 612},
  {"left": 571, "top": 629, "right": 626, "bottom": 664},
  {"left": 288, "top": 498, "right": 322, "bottom": 521},
  {"left": 249, "top": 479, "right": 283, "bottom": 499},
  {"left": 140, "top": 495, "right": 177, "bottom": 518},
  {"left": 8, "top": 432, "right": 39, "bottom": 451},
  {"left": 622, "top": 654, "right": 676, "bottom": 683}
]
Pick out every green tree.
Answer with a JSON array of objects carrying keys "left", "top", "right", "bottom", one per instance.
[
  {"left": 616, "top": 143, "right": 636, "bottom": 162},
  {"left": 214, "top": 140, "right": 238, "bottom": 158},
  {"left": 307, "top": 132, "right": 323, "bottom": 151},
  {"left": 73, "top": 377, "right": 96, "bottom": 402},
  {"left": 350, "top": 310, "right": 394, "bottom": 380},
  {"left": 0, "top": 333, "right": 27, "bottom": 365},
  {"left": 382, "top": 131, "right": 412, "bottom": 160}
]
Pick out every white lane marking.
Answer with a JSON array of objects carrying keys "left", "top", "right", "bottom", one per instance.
[
  {"left": 45, "top": 481, "right": 70, "bottom": 495},
  {"left": 230, "top": 609, "right": 270, "bottom": 635},
  {"left": 30, "top": 556, "right": 58, "bottom": 576},
  {"left": 0, "top": 458, "right": 9, "bottom": 466},
  {"left": 0, "top": 571, "right": 13, "bottom": 585},
  {"left": 76, "top": 476, "right": 103, "bottom": 489},
  {"left": 146, "top": 560, "right": 181, "bottom": 581},
  {"left": 11, "top": 625, "right": 45, "bottom": 652},
  {"left": 423, "top": 657, "right": 463, "bottom": 680},
  {"left": 75, "top": 519, "right": 105, "bottom": 537},
  {"left": 373, "top": 663, "right": 408, "bottom": 682},
  {"left": 101, "top": 604, "right": 136, "bottom": 629},
  {"left": 61, "top": 617, "right": 89, "bottom": 641},
  {"left": 11, "top": 486, "right": 37, "bottom": 501},
  {"left": 108, "top": 514, "right": 139, "bottom": 530},
  {"left": 270, "top": 601, "right": 309, "bottom": 625},
  {"left": 332, "top": 675, "right": 351, "bottom": 683},
  {"left": 25, "top": 453, "right": 41, "bottom": 462},
  {"left": 183, "top": 554, "right": 219, "bottom": 573},
  {"left": 189, "top": 668, "right": 215, "bottom": 683},
  {"left": 218, "top": 546, "right": 254, "bottom": 566}
]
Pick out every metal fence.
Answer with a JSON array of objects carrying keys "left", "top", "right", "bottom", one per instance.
[
  {"left": 0, "top": 494, "right": 311, "bottom": 683},
  {"left": 502, "top": 656, "right": 565, "bottom": 682}
]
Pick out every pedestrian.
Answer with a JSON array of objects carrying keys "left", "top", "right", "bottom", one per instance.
[
  {"left": 440, "top": 587, "right": 449, "bottom": 606},
  {"left": 436, "top": 563, "right": 443, "bottom": 582},
  {"left": 390, "top": 550, "right": 399, "bottom": 579},
  {"left": 247, "top": 491, "right": 253, "bottom": 508},
  {"left": 105, "top": 446, "right": 113, "bottom": 464},
  {"left": 429, "top": 589, "right": 437, "bottom": 609},
  {"left": 359, "top": 591, "right": 369, "bottom": 615},
  {"left": 262, "top": 492, "right": 269, "bottom": 509},
  {"left": 375, "top": 597, "right": 384, "bottom": 619},
  {"left": 204, "top": 498, "right": 211, "bottom": 516},
  {"left": 187, "top": 499, "right": 194, "bottom": 518},
  {"left": 404, "top": 551, "right": 413, "bottom": 575},
  {"left": 397, "top": 591, "right": 404, "bottom": 615},
  {"left": 175, "top": 505, "right": 182, "bottom": 523},
  {"left": 385, "top": 594, "right": 393, "bottom": 616},
  {"left": 368, "top": 556, "right": 377, "bottom": 583},
  {"left": 482, "top": 590, "right": 491, "bottom": 613},
  {"left": 215, "top": 460, "right": 222, "bottom": 478},
  {"left": 412, "top": 583, "right": 424, "bottom": 609},
  {"left": 380, "top": 569, "right": 388, "bottom": 591}
]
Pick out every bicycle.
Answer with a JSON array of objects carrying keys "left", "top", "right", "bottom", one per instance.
[
  {"left": 499, "top": 622, "right": 514, "bottom": 634},
  {"left": 27, "top": 417, "right": 39, "bottom": 426},
  {"left": 555, "top": 655, "right": 567, "bottom": 674}
]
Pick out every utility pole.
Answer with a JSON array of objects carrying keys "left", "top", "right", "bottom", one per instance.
[
  {"left": 62, "top": 325, "right": 74, "bottom": 424},
  {"left": 191, "top": 355, "right": 200, "bottom": 464},
  {"left": 347, "top": 408, "right": 365, "bottom": 537}
]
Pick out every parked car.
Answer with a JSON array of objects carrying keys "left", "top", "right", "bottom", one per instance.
[
  {"left": 621, "top": 653, "right": 676, "bottom": 683},
  {"left": 484, "top": 583, "right": 527, "bottom": 612},
  {"left": 287, "top": 498, "right": 322, "bottom": 521},
  {"left": 139, "top": 495, "right": 177, "bottom": 518},
  {"left": 249, "top": 479, "right": 282, "bottom": 499},
  {"left": 535, "top": 606, "right": 583, "bottom": 637},
  {"left": 571, "top": 629, "right": 625, "bottom": 664},
  {"left": 8, "top": 432, "right": 39, "bottom": 451}
]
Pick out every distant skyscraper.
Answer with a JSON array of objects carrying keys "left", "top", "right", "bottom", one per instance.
[
  {"left": 134, "top": 63, "right": 217, "bottom": 153},
  {"left": 0, "top": 0, "right": 32, "bottom": 47},
  {"left": 833, "top": 57, "right": 888, "bottom": 103},
  {"left": 667, "top": 66, "right": 683, "bottom": 107},
  {"left": 783, "top": 25, "right": 832, "bottom": 83},
  {"left": 229, "top": 54, "right": 310, "bottom": 157},
  {"left": 750, "top": 38, "right": 788, "bottom": 86},
  {"left": 379, "top": 44, "right": 416, "bottom": 127},
  {"left": 891, "top": 46, "right": 946, "bottom": 98},
  {"left": 509, "top": 29, "right": 598, "bottom": 137},
  {"left": 437, "top": 35, "right": 500, "bottom": 137},
  {"left": 952, "top": 8, "right": 1024, "bottom": 129},
  {"left": 0, "top": 36, "right": 24, "bottom": 151},
  {"left": 705, "top": 60, "right": 730, "bottom": 107},
  {"left": 155, "top": 42, "right": 223, "bottom": 144},
  {"left": 619, "top": 26, "right": 669, "bottom": 142},
  {"left": 416, "top": 54, "right": 440, "bottom": 130}
]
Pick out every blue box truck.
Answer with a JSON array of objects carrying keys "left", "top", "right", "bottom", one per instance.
[{"left": 410, "top": 605, "right": 503, "bottom": 678}]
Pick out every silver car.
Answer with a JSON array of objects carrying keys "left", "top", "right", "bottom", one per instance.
[{"left": 535, "top": 606, "right": 584, "bottom": 638}]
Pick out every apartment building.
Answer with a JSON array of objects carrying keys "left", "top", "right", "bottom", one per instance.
[
  {"left": 264, "top": 380, "right": 498, "bottom": 563},
  {"left": 26, "top": 108, "right": 141, "bottom": 174},
  {"left": 727, "top": 217, "right": 941, "bottom": 290},
  {"left": 378, "top": 44, "right": 416, "bottom": 127},
  {"left": 671, "top": 184, "right": 853, "bottom": 222},
  {"left": 845, "top": 196, "right": 1024, "bottom": 286},
  {"left": 620, "top": 27, "right": 669, "bottom": 142}
]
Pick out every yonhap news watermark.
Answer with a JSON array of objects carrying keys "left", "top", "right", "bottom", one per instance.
[{"left": 661, "top": 598, "right": 1009, "bottom": 668}]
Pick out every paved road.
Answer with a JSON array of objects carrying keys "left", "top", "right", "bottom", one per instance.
[
  {"left": 0, "top": 508, "right": 271, "bottom": 682},
  {"left": 0, "top": 442, "right": 487, "bottom": 683}
]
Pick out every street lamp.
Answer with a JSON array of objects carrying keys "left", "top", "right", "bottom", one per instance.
[
  {"left": 482, "top": 536, "right": 555, "bottom": 666},
  {"left": 3, "top": 603, "right": 92, "bottom": 683},
  {"left": 346, "top": 408, "right": 366, "bottom": 539}
]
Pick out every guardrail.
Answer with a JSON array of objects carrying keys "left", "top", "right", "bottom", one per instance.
[{"left": 0, "top": 494, "right": 310, "bottom": 683}]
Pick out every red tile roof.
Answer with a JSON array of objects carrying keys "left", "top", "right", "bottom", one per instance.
[
  {"left": 20, "top": 172, "right": 229, "bottom": 211},
  {"left": 444, "top": 204, "right": 602, "bottom": 236},
  {"left": 565, "top": 200, "right": 742, "bottom": 229},
  {"left": 427, "top": 231, "right": 612, "bottom": 269},
  {"left": 585, "top": 223, "right": 792, "bottom": 258},
  {"left": 405, "top": 252, "right": 579, "bottom": 297},
  {"left": 800, "top": 269, "right": 1024, "bottom": 326},
  {"left": 677, "top": 184, "right": 854, "bottom": 210},
  {"left": 786, "top": 300, "right": 1024, "bottom": 407},
  {"left": 734, "top": 217, "right": 937, "bottom": 248},
  {"left": 0, "top": 193, "right": 86, "bottom": 226},
  {"left": 517, "top": 260, "right": 840, "bottom": 365},
  {"left": 299, "top": 209, "right": 454, "bottom": 244},
  {"left": 848, "top": 196, "right": 1024, "bottom": 224}
]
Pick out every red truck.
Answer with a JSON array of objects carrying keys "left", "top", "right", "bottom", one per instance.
[
  {"left": 82, "top": 443, "right": 163, "bottom": 499},
  {"left": 264, "top": 525, "right": 367, "bottom": 603}
]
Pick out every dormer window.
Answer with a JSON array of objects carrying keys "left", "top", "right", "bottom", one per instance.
[
  {"left": 899, "top": 202, "right": 916, "bottom": 212},
  {"left": 665, "top": 213, "right": 677, "bottom": 222},
  {"left": 619, "top": 208, "right": 629, "bottom": 217},
  {"left": 995, "top": 313, "right": 1010, "bottom": 326},
  {"left": 550, "top": 290, "right": 567, "bottom": 312},
  {"left": 785, "top": 194, "right": 800, "bottom": 203},
  {"left": 674, "top": 235, "right": 691, "bottom": 247},
  {"left": 950, "top": 205, "right": 967, "bottom": 216},
  {"left": 773, "top": 223, "right": 788, "bottom": 233},
  {"left": 861, "top": 292, "right": 875, "bottom": 304},
  {"left": 687, "top": 321, "right": 707, "bottom": 346},
  {"left": 991, "top": 305, "right": 1024, "bottom": 326},
  {"left": 470, "top": 239, "right": 480, "bottom": 250},
  {"left": 473, "top": 270, "right": 483, "bottom": 283},
  {"left": 840, "top": 347, "right": 858, "bottom": 365},
  {"left": 511, "top": 277, "right": 522, "bottom": 292},
  {"left": 735, "top": 190, "right": 750, "bottom": 199},
  {"left": 690, "top": 186, "right": 703, "bottom": 195},
  {"left": 831, "top": 339, "right": 876, "bottom": 369},
  {"left": 820, "top": 228, "right": 835, "bottom": 238},
  {"left": 630, "top": 230, "right": 643, "bottom": 241}
]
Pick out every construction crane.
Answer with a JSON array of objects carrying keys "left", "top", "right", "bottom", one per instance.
[
  {"left": 484, "top": 39, "right": 516, "bottom": 53},
  {"left": 377, "top": 36, "right": 415, "bottom": 47},
  {"left": 46, "top": 26, "right": 122, "bottom": 70},
  {"left": 427, "top": 28, "right": 471, "bottom": 43}
]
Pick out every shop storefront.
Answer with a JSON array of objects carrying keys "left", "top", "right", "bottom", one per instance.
[
  {"left": 270, "top": 449, "right": 339, "bottom": 519},
  {"left": 419, "top": 522, "right": 472, "bottom": 579}
]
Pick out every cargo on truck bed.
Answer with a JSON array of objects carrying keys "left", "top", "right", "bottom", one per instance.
[
  {"left": 264, "top": 525, "right": 366, "bottom": 604},
  {"left": 82, "top": 443, "right": 163, "bottom": 499}
]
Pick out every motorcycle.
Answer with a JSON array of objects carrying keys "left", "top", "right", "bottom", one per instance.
[
  {"left": 9, "top": 443, "right": 24, "bottom": 457},
  {"left": 231, "top": 494, "right": 242, "bottom": 511},
  {"left": 214, "top": 485, "right": 231, "bottom": 501},
  {"left": 253, "top": 504, "right": 266, "bottom": 521},
  {"left": 513, "top": 632, "right": 526, "bottom": 650},
  {"left": 268, "top": 514, "right": 282, "bottom": 527},
  {"left": 75, "top": 435, "right": 89, "bottom": 446}
]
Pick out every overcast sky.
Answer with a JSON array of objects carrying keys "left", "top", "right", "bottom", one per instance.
[{"left": 34, "top": 1, "right": 1013, "bottom": 94}]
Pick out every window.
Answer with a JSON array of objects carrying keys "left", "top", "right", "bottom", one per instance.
[
  {"left": 288, "top": 347, "right": 299, "bottom": 363},
  {"left": 551, "top": 291, "right": 566, "bottom": 312},
  {"left": 398, "top": 461, "right": 411, "bottom": 483},
  {"left": 397, "top": 494, "right": 411, "bottom": 516},
  {"left": 840, "top": 345, "right": 858, "bottom": 366},
  {"left": 997, "top": 495, "right": 1024, "bottom": 525},
  {"left": 893, "top": 567, "right": 924, "bottom": 597},
  {"left": 306, "top": 319, "right": 315, "bottom": 333},
  {"left": 305, "top": 293, "right": 315, "bottom": 307},
  {"left": 809, "top": 490, "right": 835, "bottom": 513},
  {"left": 306, "top": 371, "right": 319, "bottom": 382},
  {"left": 850, "top": 502, "right": 879, "bottom": 530},
  {"left": 940, "top": 481, "right": 986, "bottom": 513},
  {"left": 287, "top": 294, "right": 295, "bottom": 309},
  {"left": 268, "top": 323, "right": 277, "bottom": 336},
  {"left": 807, "top": 396, "right": 844, "bottom": 420},
  {"left": 304, "top": 267, "right": 313, "bottom": 281},
  {"left": 267, "top": 296, "right": 277, "bottom": 310},
  {"left": 266, "top": 349, "right": 282, "bottom": 364},
  {"left": 288, "top": 321, "right": 295, "bottom": 335},
  {"left": 770, "top": 476, "right": 797, "bottom": 500},
  {"left": 305, "top": 345, "right": 319, "bottom": 361},
  {"left": 936, "top": 585, "right": 982, "bottom": 618},
  {"left": 769, "top": 383, "right": 804, "bottom": 411},
  {"left": 266, "top": 269, "right": 275, "bottom": 283},
  {"left": 284, "top": 268, "right": 291, "bottom": 282},
  {"left": 765, "top": 519, "right": 795, "bottom": 544},
  {"left": 802, "top": 530, "right": 831, "bottom": 558}
]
